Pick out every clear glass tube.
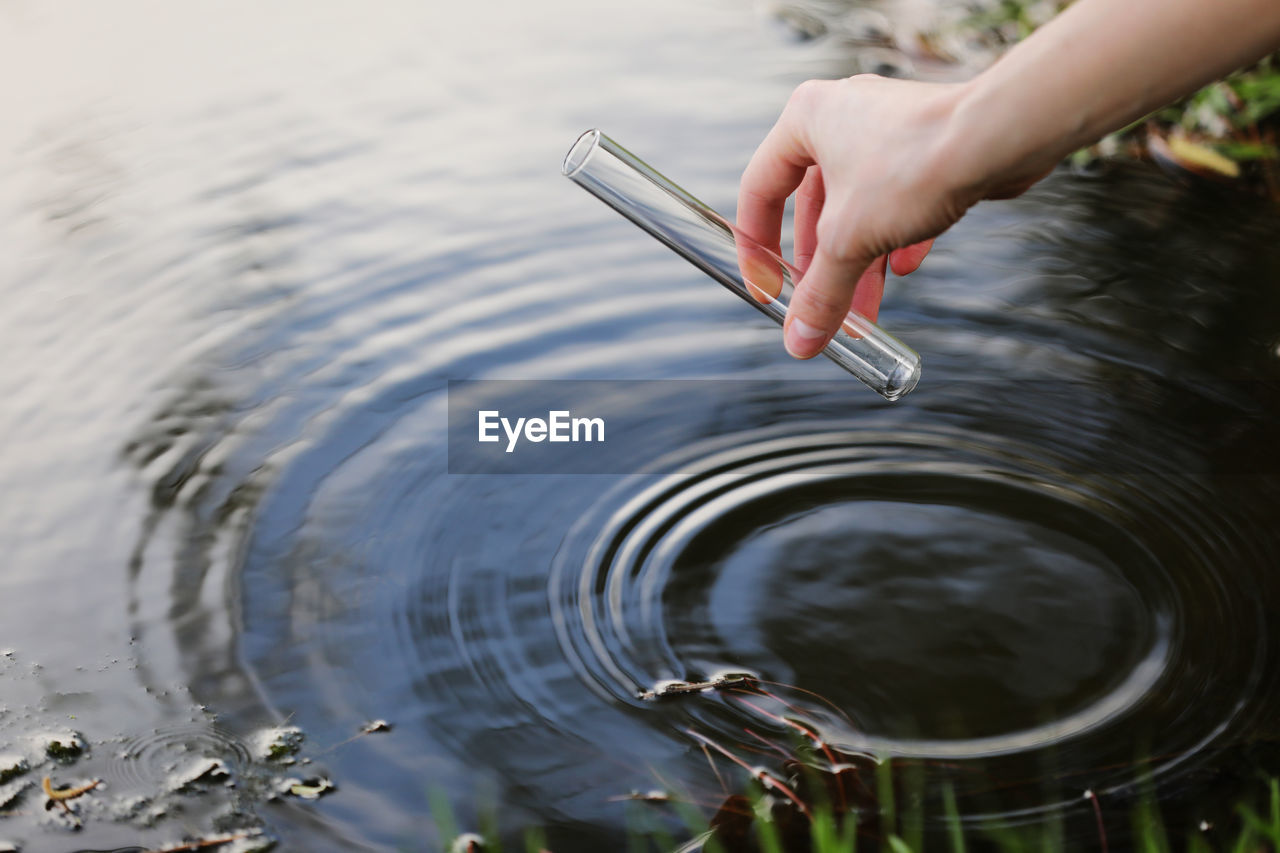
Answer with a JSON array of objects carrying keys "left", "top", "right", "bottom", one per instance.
[{"left": 562, "top": 129, "right": 921, "bottom": 401}]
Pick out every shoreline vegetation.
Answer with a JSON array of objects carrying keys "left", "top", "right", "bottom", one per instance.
[
  {"left": 437, "top": 769, "right": 1280, "bottom": 853},
  {"left": 767, "top": 0, "right": 1280, "bottom": 199},
  {"left": 433, "top": 677, "right": 1280, "bottom": 853}
]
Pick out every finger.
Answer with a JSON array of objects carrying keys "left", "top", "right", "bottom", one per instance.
[
  {"left": 888, "top": 238, "right": 935, "bottom": 276},
  {"left": 794, "top": 166, "right": 824, "bottom": 275},
  {"left": 737, "top": 92, "right": 817, "bottom": 248},
  {"left": 851, "top": 255, "right": 887, "bottom": 323},
  {"left": 740, "top": 234, "right": 786, "bottom": 303},
  {"left": 737, "top": 93, "right": 817, "bottom": 303},
  {"left": 784, "top": 246, "right": 872, "bottom": 359}
]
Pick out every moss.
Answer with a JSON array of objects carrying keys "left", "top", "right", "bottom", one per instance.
[
  {"left": 0, "top": 756, "right": 28, "bottom": 785},
  {"left": 251, "top": 725, "right": 304, "bottom": 763},
  {"left": 40, "top": 731, "right": 86, "bottom": 763}
]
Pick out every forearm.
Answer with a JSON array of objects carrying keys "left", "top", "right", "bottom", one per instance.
[{"left": 946, "top": 0, "right": 1280, "bottom": 192}]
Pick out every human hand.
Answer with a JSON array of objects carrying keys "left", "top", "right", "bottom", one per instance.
[{"left": 737, "top": 74, "right": 1048, "bottom": 359}]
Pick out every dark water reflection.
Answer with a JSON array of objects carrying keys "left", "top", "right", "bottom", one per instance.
[{"left": 2, "top": 1, "right": 1280, "bottom": 851}]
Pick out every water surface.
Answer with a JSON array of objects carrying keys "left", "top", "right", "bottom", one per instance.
[{"left": 1, "top": 1, "right": 1279, "bottom": 851}]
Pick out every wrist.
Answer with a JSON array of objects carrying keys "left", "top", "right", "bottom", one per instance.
[{"left": 940, "top": 71, "right": 1067, "bottom": 204}]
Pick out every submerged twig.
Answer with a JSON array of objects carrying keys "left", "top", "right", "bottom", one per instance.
[
  {"left": 685, "top": 729, "right": 812, "bottom": 820},
  {"left": 732, "top": 692, "right": 852, "bottom": 812},
  {"left": 1084, "top": 788, "right": 1109, "bottom": 853},
  {"left": 742, "top": 727, "right": 794, "bottom": 763},
  {"left": 700, "top": 741, "right": 729, "bottom": 795},
  {"left": 639, "top": 674, "right": 755, "bottom": 701},
  {"left": 741, "top": 679, "right": 861, "bottom": 730}
]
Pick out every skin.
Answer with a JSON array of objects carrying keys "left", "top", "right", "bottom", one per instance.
[{"left": 737, "top": 0, "right": 1280, "bottom": 359}]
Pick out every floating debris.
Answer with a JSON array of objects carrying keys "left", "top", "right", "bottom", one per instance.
[
  {"left": 168, "top": 758, "right": 232, "bottom": 794},
  {"left": 252, "top": 726, "right": 303, "bottom": 763},
  {"left": 360, "top": 719, "right": 392, "bottom": 735},
  {"left": 282, "top": 776, "right": 334, "bottom": 800},
  {"left": 314, "top": 718, "right": 396, "bottom": 757},
  {"left": 608, "top": 789, "right": 672, "bottom": 803},
  {"left": 450, "top": 833, "right": 488, "bottom": 853},
  {"left": 639, "top": 672, "right": 755, "bottom": 701},
  {"left": 0, "top": 780, "right": 30, "bottom": 811},
  {"left": 0, "top": 756, "right": 27, "bottom": 785},
  {"left": 39, "top": 731, "right": 86, "bottom": 763},
  {"left": 42, "top": 774, "right": 100, "bottom": 805},
  {"left": 111, "top": 793, "right": 161, "bottom": 825},
  {"left": 142, "top": 830, "right": 275, "bottom": 853}
]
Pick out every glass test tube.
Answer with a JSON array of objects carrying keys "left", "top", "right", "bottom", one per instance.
[{"left": 561, "top": 129, "right": 921, "bottom": 401}]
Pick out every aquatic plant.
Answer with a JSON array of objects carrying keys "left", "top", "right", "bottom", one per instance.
[
  {"left": 0, "top": 758, "right": 26, "bottom": 787},
  {"left": 40, "top": 730, "right": 86, "bottom": 763},
  {"left": 429, "top": 676, "right": 1280, "bottom": 852}
]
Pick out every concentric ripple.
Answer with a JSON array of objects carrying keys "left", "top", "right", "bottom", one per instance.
[
  {"left": 550, "top": 420, "right": 1272, "bottom": 810},
  {"left": 110, "top": 723, "right": 253, "bottom": 792},
  {"left": 135, "top": 162, "right": 1280, "bottom": 848}
]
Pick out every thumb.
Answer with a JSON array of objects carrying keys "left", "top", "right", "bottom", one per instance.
[{"left": 783, "top": 246, "right": 873, "bottom": 359}]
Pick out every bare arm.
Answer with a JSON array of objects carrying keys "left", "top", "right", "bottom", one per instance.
[
  {"left": 951, "top": 0, "right": 1280, "bottom": 195},
  {"left": 738, "top": 0, "right": 1280, "bottom": 359}
]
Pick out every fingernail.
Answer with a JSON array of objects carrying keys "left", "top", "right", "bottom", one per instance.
[{"left": 785, "top": 317, "right": 828, "bottom": 358}]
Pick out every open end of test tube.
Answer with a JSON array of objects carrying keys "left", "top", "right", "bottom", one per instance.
[{"left": 562, "top": 129, "right": 601, "bottom": 178}]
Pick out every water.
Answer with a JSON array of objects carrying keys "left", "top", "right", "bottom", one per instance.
[{"left": 1, "top": 1, "right": 1279, "bottom": 851}]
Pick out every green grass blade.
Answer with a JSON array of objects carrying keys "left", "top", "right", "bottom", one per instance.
[
  {"left": 887, "top": 833, "right": 916, "bottom": 853},
  {"left": 1270, "top": 777, "right": 1280, "bottom": 840},
  {"left": 428, "top": 788, "right": 460, "bottom": 850},
  {"left": 902, "top": 763, "right": 924, "bottom": 853},
  {"left": 522, "top": 827, "right": 548, "bottom": 853},
  {"left": 941, "top": 783, "right": 965, "bottom": 853},
  {"left": 754, "top": 809, "right": 785, "bottom": 853},
  {"left": 877, "top": 758, "right": 897, "bottom": 840}
]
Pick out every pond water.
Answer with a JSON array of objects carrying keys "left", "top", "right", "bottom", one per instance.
[{"left": 1, "top": 1, "right": 1280, "bottom": 851}]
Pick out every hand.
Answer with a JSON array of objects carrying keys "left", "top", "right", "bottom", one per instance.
[{"left": 737, "top": 74, "right": 1047, "bottom": 359}]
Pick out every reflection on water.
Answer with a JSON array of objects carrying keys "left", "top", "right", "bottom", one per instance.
[{"left": 1, "top": 1, "right": 1279, "bottom": 851}]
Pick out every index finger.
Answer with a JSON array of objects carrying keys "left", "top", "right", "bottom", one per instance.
[{"left": 736, "top": 96, "right": 817, "bottom": 301}]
